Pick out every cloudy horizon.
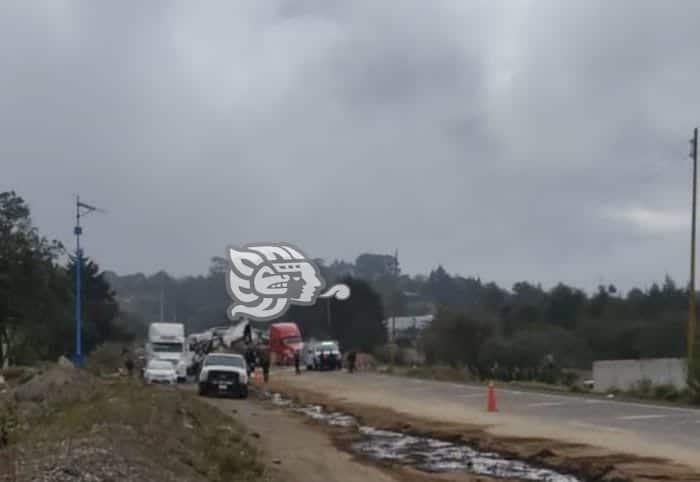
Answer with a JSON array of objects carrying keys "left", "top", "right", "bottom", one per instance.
[{"left": 3, "top": 1, "right": 699, "bottom": 294}]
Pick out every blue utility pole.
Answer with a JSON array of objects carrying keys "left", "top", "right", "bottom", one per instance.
[{"left": 73, "top": 196, "right": 100, "bottom": 368}]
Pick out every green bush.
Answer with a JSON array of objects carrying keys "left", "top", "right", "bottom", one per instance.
[
  {"left": 373, "top": 344, "right": 408, "bottom": 365},
  {"left": 561, "top": 371, "right": 579, "bottom": 387},
  {"left": 636, "top": 378, "right": 653, "bottom": 396},
  {"left": 653, "top": 384, "right": 680, "bottom": 401}
]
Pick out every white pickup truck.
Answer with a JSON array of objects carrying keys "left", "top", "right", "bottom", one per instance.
[{"left": 198, "top": 353, "right": 249, "bottom": 398}]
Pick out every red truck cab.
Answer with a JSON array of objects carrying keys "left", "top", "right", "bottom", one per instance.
[{"left": 268, "top": 322, "right": 303, "bottom": 365}]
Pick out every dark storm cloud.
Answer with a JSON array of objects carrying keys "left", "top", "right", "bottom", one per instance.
[{"left": 2, "top": 1, "right": 699, "bottom": 292}]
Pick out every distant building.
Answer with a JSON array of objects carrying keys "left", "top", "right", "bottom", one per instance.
[{"left": 385, "top": 315, "right": 433, "bottom": 341}]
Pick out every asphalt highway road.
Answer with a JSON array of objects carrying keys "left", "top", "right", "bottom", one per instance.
[
  {"left": 395, "top": 375, "right": 700, "bottom": 449},
  {"left": 272, "top": 370, "right": 700, "bottom": 464}
]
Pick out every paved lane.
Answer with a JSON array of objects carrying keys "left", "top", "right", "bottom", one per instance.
[
  {"left": 380, "top": 374, "right": 700, "bottom": 448},
  {"left": 271, "top": 369, "right": 700, "bottom": 464}
]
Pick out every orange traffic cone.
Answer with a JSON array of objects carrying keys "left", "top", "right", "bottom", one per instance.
[{"left": 487, "top": 382, "right": 497, "bottom": 412}]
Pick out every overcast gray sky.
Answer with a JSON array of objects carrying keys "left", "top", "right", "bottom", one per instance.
[{"left": 2, "top": 1, "right": 699, "bottom": 292}]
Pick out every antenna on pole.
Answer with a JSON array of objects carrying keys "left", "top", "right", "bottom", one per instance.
[{"left": 73, "top": 195, "right": 104, "bottom": 368}]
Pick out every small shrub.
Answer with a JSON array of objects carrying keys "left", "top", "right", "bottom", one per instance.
[
  {"left": 636, "top": 378, "right": 653, "bottom": 396},
  {"left": 561, "top": 371, "right": 579, "bottom": 387},
  {"left": 373, "top": 344, "right": 402, "bottom": 365},
  {"left": 536, "top": 368, "right": 559, "bottom": 385},
  {"left": 653, "top": 384, "right": 680, "bottom": 401}
]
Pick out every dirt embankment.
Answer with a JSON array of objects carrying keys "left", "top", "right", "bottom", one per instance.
[
  {"left": 0, "top": 363, "right": 267, "bottom": 482},
  {"left": 202, "top": 386, "right": 507, "bottom": 482},
  {"left": 266, "top": 379, "right": 700, "bottom": 482}
]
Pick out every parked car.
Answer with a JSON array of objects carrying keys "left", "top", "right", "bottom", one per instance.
[
  {"left": 143, "top": 359, "right": 178, "bottom": 385},
  {"left": 198, "top": 353, "right": 249, "bottom": 398}
]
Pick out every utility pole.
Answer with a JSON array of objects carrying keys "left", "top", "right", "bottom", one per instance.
[
  {"left": 390, "top": 249, "right": 399, "bottom": 368},
  {"left": 326, "top": 297, "right": 331, "bottom": 328},
  {"left": 392, "top": 249, "right": 399, "bottom": 342},
  {"left": 160, "top": 287, "right": 164, "bottom": 323},
  {"left": 690, "top": 127, "right": 698, "bottom": 365},
  {"left": 73, "top": 196, "right": 102, "bottom": 368}
]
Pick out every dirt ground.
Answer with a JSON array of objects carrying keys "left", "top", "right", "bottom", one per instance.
[
  {"left": 1, "top": 364, "right": 265, "bottom": 482},
  {"left": 264, "top": 373, "right": 700, "bottom": 482},
  {"left": 200, "top": 389, "right": 506, "bottom": 482}
]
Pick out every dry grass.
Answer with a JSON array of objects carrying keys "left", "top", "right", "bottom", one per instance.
[{"left": 4, "top": 369, "right": 264, "bottom": 482}]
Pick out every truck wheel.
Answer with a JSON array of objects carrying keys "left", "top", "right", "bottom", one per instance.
[
  {"left": 239, "top": 385, "right": 249, "bottom": 399},
  {"left": 198, "top": 383, "right": 208, "bottom": 397}
]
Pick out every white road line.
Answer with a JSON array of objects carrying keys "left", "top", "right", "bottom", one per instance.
[
  {"left": 584, "top": 399, "right": 605, "bottom": 404},
  {"left": 618, "top": 414, "right": 669, "bottom": 420},
  {"left": 527, "top": 402, "right": 565, "bottom": 408}
]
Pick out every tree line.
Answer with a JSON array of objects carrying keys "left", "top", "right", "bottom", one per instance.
[
  {"left": 0, "top": 191, "right": 138, "bottom": 365},
  {"left": 5, "top": 187, "right": 694, "bottom": 374},
  {"left": 107, "top": 249, "right": 693, "bottom": 376},
  {"left": 105, "top": 256, "right": 388, "bottom": 353}
]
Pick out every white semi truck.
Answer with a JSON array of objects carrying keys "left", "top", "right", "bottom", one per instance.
[{"left": 146, "top": 322, "right": 189, "bottom": 382}]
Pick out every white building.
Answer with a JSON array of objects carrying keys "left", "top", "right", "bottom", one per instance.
[{"left": 385, "top": 315, "right": 433, "bottom": 340}]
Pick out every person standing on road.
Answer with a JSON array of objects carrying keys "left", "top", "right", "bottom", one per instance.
[
  {"left": 122, "top": 347, "right": 134, "bottom": 377},
  {"left": 260, "top": 347, "right": 270, "bottom": 383},
  {"left": 245, "top": 348, "right": 256, "bottom": 377},
  {"left": 294, "top": 349, "right": 301, "bottom": 375},
  {"left": 347, "top": 350, "right": 357, "bottom": 373}
]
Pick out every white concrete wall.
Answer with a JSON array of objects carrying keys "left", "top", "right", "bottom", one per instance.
[{"left": 592, "top": 358, "right": 687, "bottom": 392}]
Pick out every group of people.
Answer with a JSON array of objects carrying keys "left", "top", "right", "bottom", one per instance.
[
  {"left": 123, "top": 338, "right": 359, "bottom": 383},
  {"left": 290, "top": 348, "right": 357, "bottom": 373}
]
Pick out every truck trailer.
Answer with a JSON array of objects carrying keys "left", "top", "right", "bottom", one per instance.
[{"left": 146, "top": 322, "right": 189, "bottom": 382}]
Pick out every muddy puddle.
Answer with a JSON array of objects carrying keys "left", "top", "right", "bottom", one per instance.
[{"left": 267, "top": 392, "right": 582, "bottom": 481}]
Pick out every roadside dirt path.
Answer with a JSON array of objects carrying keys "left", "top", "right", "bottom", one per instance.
[
  {"left": 203, "top": 392, "right": 397, "bottom": 482},
  {"left": 200, "top": 389, "right": 505, "bottom": 482},
  {"left": 264, "top": 370, "right": 700, "bottom": 482}
]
